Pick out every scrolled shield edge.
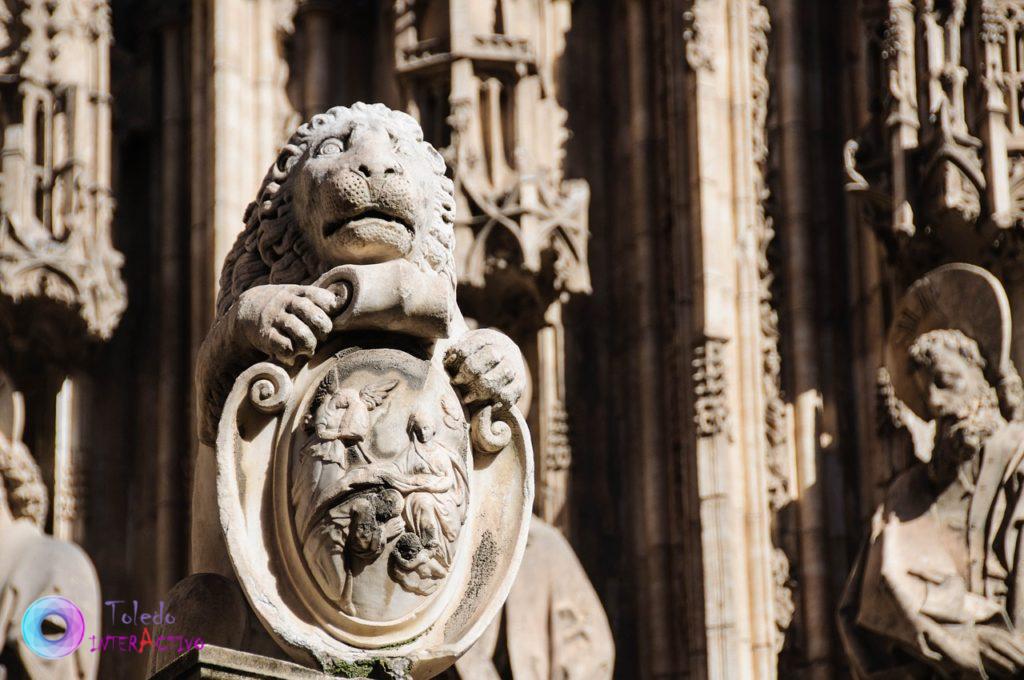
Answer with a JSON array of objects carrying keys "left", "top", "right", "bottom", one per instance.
[{"left": 216, "top": 352, "right": 534, "bottom": 678}]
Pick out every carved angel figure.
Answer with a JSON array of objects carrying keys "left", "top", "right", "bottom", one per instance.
[
  {"left": 385, "top": 407, "right": 469, "bottom": 594},
  {"left": 293, "top": 367, "right": 400, "bottom": 550},
  {"left": 840, "top": 265, "right": 1024, "bottom": 680},
  {"left": 292, "top": 356, "right": 471, "bottom": 618}
]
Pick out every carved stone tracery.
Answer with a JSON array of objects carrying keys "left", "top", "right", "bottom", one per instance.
[
  {"left": 0, "top": 0, "right": 125, "bottom": 346},
  {"left": 393, "top": 0, "right": 589, "bottom": 529},
  {"left": 845, "top": 0, "right": 1024, "bottom": 265}
]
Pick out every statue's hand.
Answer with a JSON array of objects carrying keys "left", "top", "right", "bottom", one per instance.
[
  {"left": 233, "top": 284, "right": 347, "bottom": 364},
  {"left": 444, "top": 329, "right": 526, "bottom": 409},
  {"left": 975, "top": 626, "right": 1024, "bottom": 678}
]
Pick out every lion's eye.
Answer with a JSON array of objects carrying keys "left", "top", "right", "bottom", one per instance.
[{"left": 317, "top": 138, "right": 345, "bottom": 156}]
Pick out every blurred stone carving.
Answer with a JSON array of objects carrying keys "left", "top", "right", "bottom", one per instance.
[
  {"left": 0, "top": 4, "right": 115, "bottom": 679},
  {"left": 693, "top": 336, "right": 730, "bottom": 439},
  {"left": 448, "top": 516, "right": 613, "bottom": 680},
  {"left": 840, "top": 264, "right": 1024, "bottom": 678},
  {"left": 393, "top": 0, "right": 588, "bottom": 529},
  {"left": 171, "top": 103, "right": 533, "bottom": 679},
  {"left": 843, "top": 0, "right": 1024, "bottom": 265},
  {"left": 0, "top": 371, "right": 100, "bottom": 680},
  {"left": 0, "top": 0, "right": 125, "bottom": 347}
]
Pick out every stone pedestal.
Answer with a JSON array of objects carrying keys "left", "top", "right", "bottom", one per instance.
[{"left": 150, "top": 646, "right": 338, "bottom": 680}]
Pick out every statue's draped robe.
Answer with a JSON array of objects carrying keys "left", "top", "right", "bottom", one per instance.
[
  {"left": 840, "top": 422, "right": 1024, "bottom": 678},
  {"left": 451, "top": 517, "right": 614, "bottom": 680}
]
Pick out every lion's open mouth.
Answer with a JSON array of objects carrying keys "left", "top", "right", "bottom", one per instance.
[{"left": 323, "top": 209, "right": 414, "bottom": 238}]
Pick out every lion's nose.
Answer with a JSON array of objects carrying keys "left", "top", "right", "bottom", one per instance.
[{"left": 355, "top": 158, "right": 401, "bottom": 178}]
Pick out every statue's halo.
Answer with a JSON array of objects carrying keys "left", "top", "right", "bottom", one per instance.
[{"left": 886, "top": 263, "right": 1012, "bottom": 421}]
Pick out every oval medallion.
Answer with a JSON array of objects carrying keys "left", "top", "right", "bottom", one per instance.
[{"left": 284, "top": 347, "right": 470, "bottom": 622}]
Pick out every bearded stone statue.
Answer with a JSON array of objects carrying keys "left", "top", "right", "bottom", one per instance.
[{"left": 839, "top": 264, "right": 1024, "bottom": 679}]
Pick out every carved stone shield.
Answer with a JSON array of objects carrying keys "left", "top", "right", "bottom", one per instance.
[{"left": 216, "top": 341, "right": 533, "bottom": 676}]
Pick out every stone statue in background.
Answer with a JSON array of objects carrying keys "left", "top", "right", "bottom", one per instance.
[
  {"left": 154, "top": 103, "right": 533, "bottom": 679},
  {"left": 839, "top": 264, "right": 1024, "bottom": 679},
  {"left": 0, "top": 373, "right": 100, "bottom": 680},
  {"left": 445, "top": 358, "right": 614, "bottom": 680},
  {"left": 448, "top": 516, "right": 614, "bottom": 680}
]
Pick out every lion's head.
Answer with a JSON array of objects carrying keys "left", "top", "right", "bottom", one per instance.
[{"left": 217, "top": 103, "right": 457, "bottom": 317}]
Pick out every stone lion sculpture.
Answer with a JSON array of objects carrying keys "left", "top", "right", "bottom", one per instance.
[
  {"left": 196, "top": 102, "right": 523, "bottom": 446},
  {"left": 156, "top": 103, "right": 532, "bottom": 678}
]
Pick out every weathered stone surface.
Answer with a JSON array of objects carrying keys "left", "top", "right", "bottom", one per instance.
[
  {"left": 173, "top": 103, "right": 533, "bottom": 679},
  {"left": 840, "top": 264, "right": 1024, "bottom": 678},
  {"left": 150, "top": 645, "right": 340, "bottom": 680},
  {"left": 449, "top": 516, "right": 614, "bottom": 680}
]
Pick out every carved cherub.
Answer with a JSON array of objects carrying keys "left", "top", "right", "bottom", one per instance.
[
  {"left": 196, "top": 103, "right": 525, "bottom": 447},
  {"left": 302, "top": 371, "right": 398, "bottom": 460}
]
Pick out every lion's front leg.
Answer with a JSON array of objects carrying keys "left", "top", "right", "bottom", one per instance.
[
  {"left": 443, "top": 328, "right": 526, "bottom": 409},
  {"left": 233, "top": 284, "right": 347, "bottom": 364},
  {"left": 196, "top": 283, "right": 348, "bottom": 445}
]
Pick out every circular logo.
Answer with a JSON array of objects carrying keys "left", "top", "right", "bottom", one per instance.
[{"left": 21, "top": 596, "right": 85, "bottom": 659}]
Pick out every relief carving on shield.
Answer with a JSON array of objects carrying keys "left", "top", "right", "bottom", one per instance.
[{"left": 216, "top": 338, "right": 533, "bottom": 676}]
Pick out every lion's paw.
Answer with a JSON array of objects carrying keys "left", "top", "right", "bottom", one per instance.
[
  {"left": 444, "top": 328, "right": 525, "bottom": 409},
  {"left": 235, "top": 284, "right": 347, "bottom": 364}
]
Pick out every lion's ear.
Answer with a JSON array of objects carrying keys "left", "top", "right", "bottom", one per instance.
[{"left": 425, "top": 144, "right": 446, "bottom": 175}]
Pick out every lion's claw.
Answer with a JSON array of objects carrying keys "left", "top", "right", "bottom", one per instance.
[{"left": 444, "top": 329, "right": 526, "bottom": 409}]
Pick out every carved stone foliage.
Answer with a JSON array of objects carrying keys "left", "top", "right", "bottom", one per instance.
[
  {"left": 683, "top": 0, "right": 716, "bottom": 71},
  {"left": 842, "top": 0, "right": 1024, "bottom": 267},
  {"left": 0, "top": 0, "right": 126, "bottom": 345},
  {"left": 840, "top": 264, "right": 1024, "bottom": 678},
  {"left": 749, "top": 0, "right": 794, "bottom": 655},
  {"left": 179, "top": 104, "right": 533, "bottom": 678},
  {"left": 693, "top": 336, "right": 729, "bottom": 439}
]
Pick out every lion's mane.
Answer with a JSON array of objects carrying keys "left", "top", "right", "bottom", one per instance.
[{"left": 216, "top": 102, "right": 457, "bottom": 317}]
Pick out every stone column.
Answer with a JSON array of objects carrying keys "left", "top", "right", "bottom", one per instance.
[{"left": 187, "top": 0, "right": 298, "bottom": 572}]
